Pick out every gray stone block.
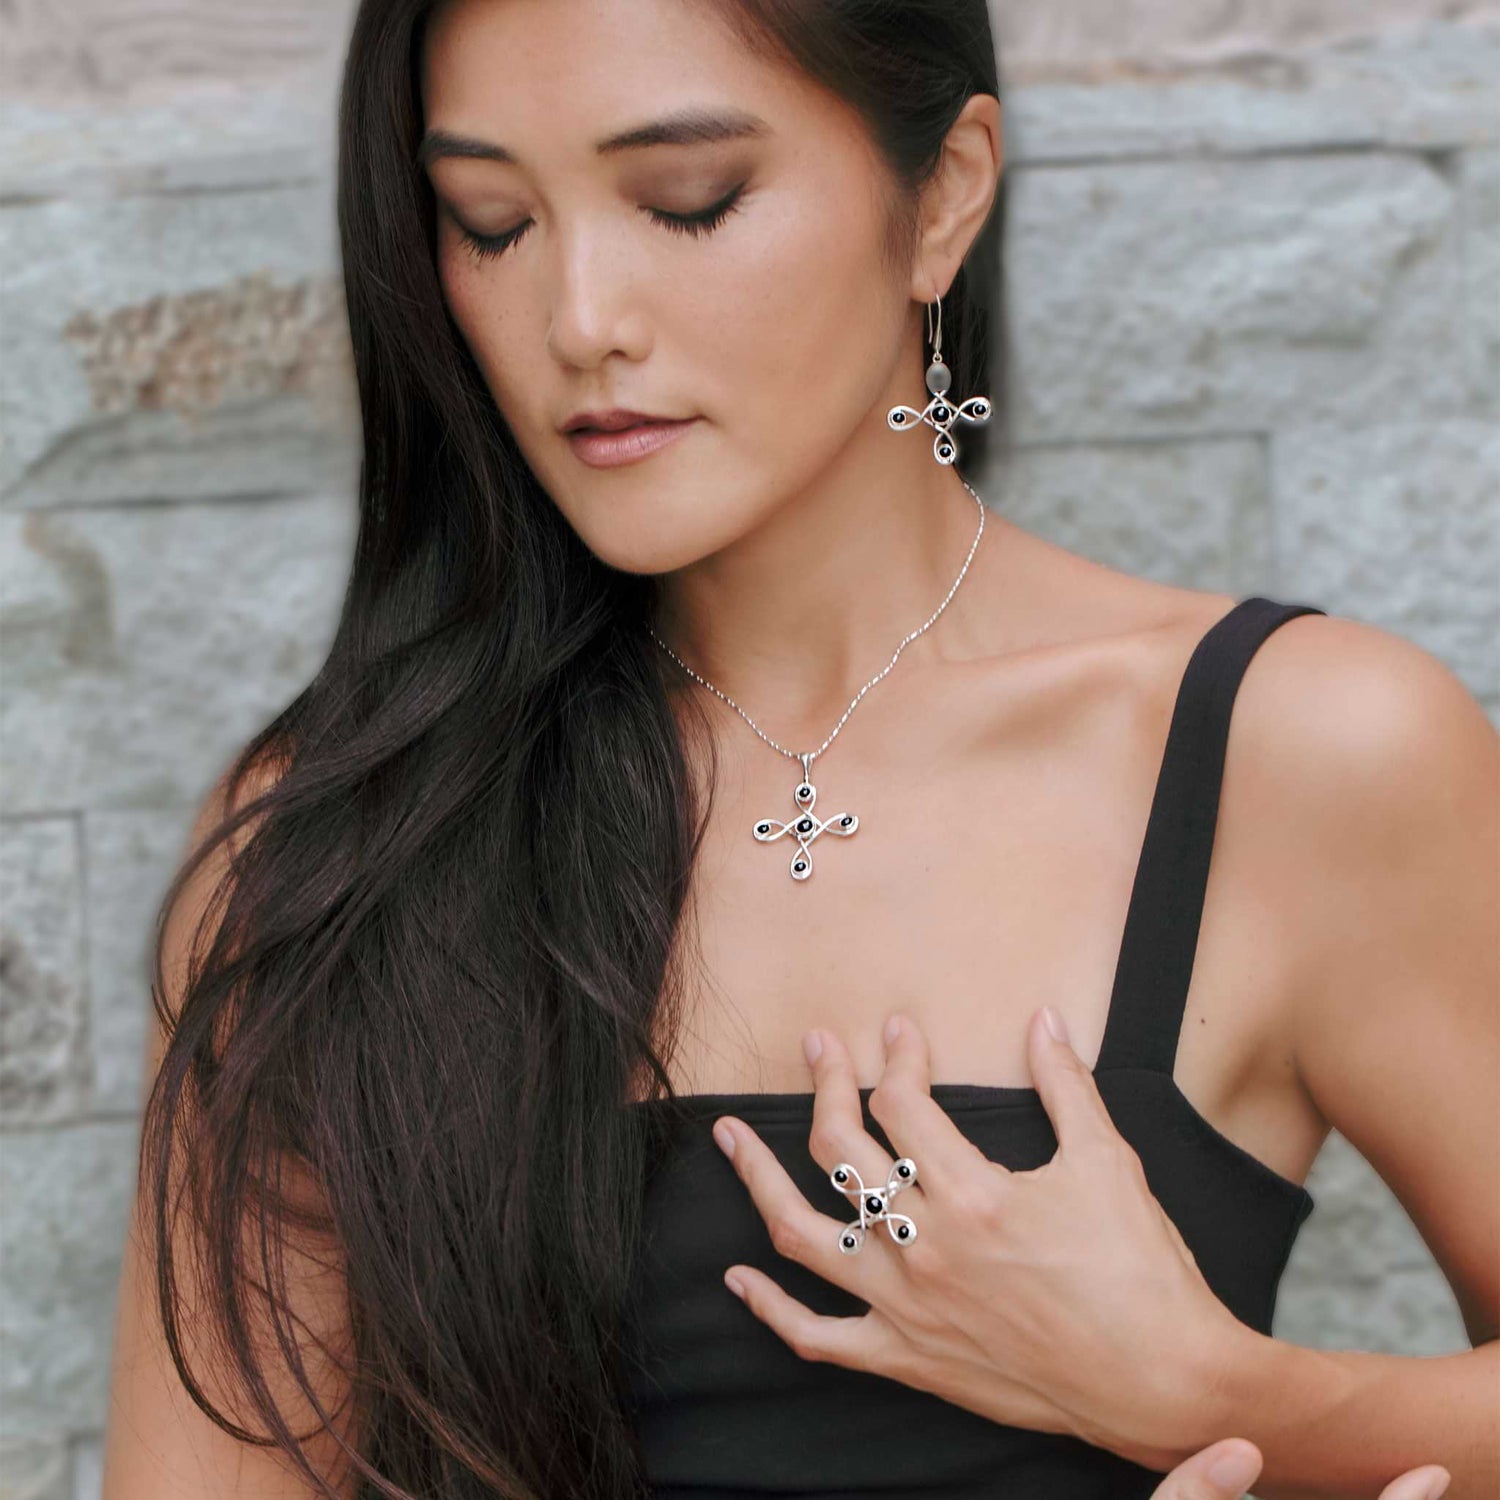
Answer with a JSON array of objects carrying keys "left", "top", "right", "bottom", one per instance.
[
  {"left": 0, "top": 492, "right": 355, "bottom": 814},
  {"left": 1462, "top": 147, "right": 1500, "bottom": 408},
  {"left": 1270, "top": 420, "right": 1499, "bottom": 701},
  {"left": 1005, "top": 21, "right": 1500, "bottom": 163},
  {"left": 85, "top": 809, "right": 198, "bottom": 1116},
  {"left": 0, "top": 820, "right": 88, "bottom": 1126},
  {"left": 0, "top": 84, "right": 336, "bottom": 202},
  {"left": 1007, "top": 152, "right": 1471, "bottom": 442},
  {"left": 68, "top": 1438, "right": 99, "bottom": 1500},
  {"left": 0, "top": 1439, "right": 70, "bottom": 1500},
  {"left": 0, "top": 1, "right": 352, "bottom": 101},
  {"left": 0, "top": 1122, "right": 139, "bottom": 1442},
  {"left": 994, "top": 5, "right": 1500, "bottom": 76},
  {"left": 0, "top": 186, "right": 356, "bottom": 509},
  {"left": 985, "top": 436, "right": 1269, "bottom": 591},
  {"left": 1276, "top": 1131, "right": 1469, "bottom": 1354}
]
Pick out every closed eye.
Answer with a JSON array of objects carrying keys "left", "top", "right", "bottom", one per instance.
[{"left": 455, "top": 183, "right": 748, "bottom": 262}]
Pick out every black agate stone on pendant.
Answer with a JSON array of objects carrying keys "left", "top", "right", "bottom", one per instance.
[{"left": 751, "top": 774, "right": 859, "bottom": 882}]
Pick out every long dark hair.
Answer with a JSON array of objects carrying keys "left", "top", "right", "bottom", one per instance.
[{"left": 136, "top": 2, "right": 1009, "bottom": 1495}]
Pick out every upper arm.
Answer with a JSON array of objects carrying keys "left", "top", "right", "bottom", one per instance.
[
  {"left": 103, "top": 757, "right": 361, "bottom": 1499},
  {"left": 1266, "top": 616, "right": 1499, "bottom": 1348}
]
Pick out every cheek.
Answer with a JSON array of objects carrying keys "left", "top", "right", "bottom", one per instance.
[
  {"left": 440, "top": 255, "right": 525, "bottom": 410},
  {"left": 701, "top": 181, "right": 902, "bottom": 476}
]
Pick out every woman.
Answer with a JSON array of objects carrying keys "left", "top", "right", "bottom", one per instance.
[{"left": 101, "top": 0, "right": 1494, "bottom": 1496}]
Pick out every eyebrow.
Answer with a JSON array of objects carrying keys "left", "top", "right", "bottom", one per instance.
[{"left": 417, "top": 106, "right": 771, "bottom": 170}]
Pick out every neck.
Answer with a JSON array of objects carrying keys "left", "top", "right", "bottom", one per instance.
[{"left": 650, "top": 443, "right": 995, "bottom": 747}]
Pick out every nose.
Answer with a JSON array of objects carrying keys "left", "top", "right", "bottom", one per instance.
[{"left": 545, "top": 220, "right": 652, "bottom": 371}]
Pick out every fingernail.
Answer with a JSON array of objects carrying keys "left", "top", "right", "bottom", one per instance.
[
  {"left": 883, "top": 1014, "right": 901, "bottom": 1045},
  {"left": 713, "top": 1121, "right": 736, "bottom": 1159},
  {"left": 1207, "top": 1446, "right": 1260, "bottom": 1490},
  {"left": 803, "top": 1030, "right": 823, "bottom": 1065},
  {"left": 1424, "top": 1473, "right": 1452, "bottom": 1500},
  {"left": 1042, "top": 1004, "right": 1069, "bottom": 1043},
  {"left": 724, "top": 1271, "right": 746, "bottom": 1300}
]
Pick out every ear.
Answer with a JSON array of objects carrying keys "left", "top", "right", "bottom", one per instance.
[{"left": 911, "top": 92, "right": 1005, "bottom": 302}]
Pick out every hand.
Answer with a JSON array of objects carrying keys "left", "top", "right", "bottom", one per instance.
[
  {"left": 1151, "top": 1437, "right": 1451, "bottom": 1500},
  {"left": 709, "top": 1006, "right": 1265, "bottom": 1469}
]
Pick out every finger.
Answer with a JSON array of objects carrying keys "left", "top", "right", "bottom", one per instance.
[
  {"left": 810, "top": 1026, "right": 936, "bottom": 1260},
  {"left": 1027, "top": 1004, "right": 1120, "bottom": 1153},
  {"left": 1147, "top": 1437, "right": 1262, "bottom": 1499},
  {"left": 1377, "top": 1466, "right": 1451, "bottom": 1500},
  {"left": 721, "top": 1263, "right": 893, "bottom": 1375},
  {"left": 804, "top": 1026, "right": 895, "bottom": 1195},
  {"left": 711, "top": 1114, "right": 905, "bottom": 1297},
  {"left": 867, "top": 1013, "right": 998, "bottom": 1193}
]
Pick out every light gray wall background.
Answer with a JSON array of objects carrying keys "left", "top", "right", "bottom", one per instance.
[{"left": 2, "top": 3, "right": 1497, "bottom": 1496}]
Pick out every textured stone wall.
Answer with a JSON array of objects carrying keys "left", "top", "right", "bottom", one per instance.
[{"left": 2, "top": 3, "right": 1496, "bottom": 1495}]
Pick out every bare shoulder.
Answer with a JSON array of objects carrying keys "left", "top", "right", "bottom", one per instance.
[
  {"left": 1218, "top": 607, "right": 1496, "bottom": 810},
  {"left": 1225, "top": 608, "right": 1499, "bottom": 1344},
  {"left": 1219, "top": 604, "right": 1497, "bottom": 975}
]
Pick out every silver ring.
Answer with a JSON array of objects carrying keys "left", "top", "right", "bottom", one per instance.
[{"left": 830, "top": 1156, "right": 919, "bottom": 1254}]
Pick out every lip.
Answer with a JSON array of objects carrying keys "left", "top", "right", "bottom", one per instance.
[{"left": 565, "top": 416, "right": 699, "bottom": 468}]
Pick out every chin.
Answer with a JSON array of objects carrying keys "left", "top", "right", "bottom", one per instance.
[
  {"left": 583, "top": 528, "right": 724, "bottom": 578},
  {"left": 569, "top": 488, "right": 768, "bottom": 578}
]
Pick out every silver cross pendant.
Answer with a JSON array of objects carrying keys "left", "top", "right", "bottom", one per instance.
[{"left": 752, "top": 753, "right": 858, "bottom": 881}]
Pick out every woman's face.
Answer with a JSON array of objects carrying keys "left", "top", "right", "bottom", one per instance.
[{"left": 419, "top": 0, "right": 918, "bottom": 575}]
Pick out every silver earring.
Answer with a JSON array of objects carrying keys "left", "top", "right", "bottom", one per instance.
[{"left": 886, "top": 291, "right": 991, "bottom": 466}]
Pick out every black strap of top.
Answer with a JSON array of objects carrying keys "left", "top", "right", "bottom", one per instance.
[{"left": 1095, "top": 596, "right": 1327, "bottom": 1078}]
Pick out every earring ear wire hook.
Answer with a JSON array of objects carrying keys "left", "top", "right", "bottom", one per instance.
[{"left": 926, "top": 291, "right": 943, "bottom": 363}]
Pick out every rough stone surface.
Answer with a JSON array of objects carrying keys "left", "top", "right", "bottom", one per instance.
[
  {"left": 0, "top": 821, "right": 88, "bottom": 1125},
  {"left": 0, "top": 1123, "right": 139, "bottom": 1443},
  {"left": 988, "top": 438, "right": 1270, "bottom": 592},
  {"left": 1277, "top": 1132, "right": 1470, "bottom": 1352},
  {"left": 1006, "top": 22, "right": 1500, "bottom": 160},
  {"left": 1270, "top": 421, "right": 1499, "bottom": 702},
  {"left": 1463, "top": 147, "right": 1500, "bottom": 406},
  {"left": 68, "top": 1440, "right": 99, "bottom": 1500},
  {"left": 0, "top": 84, "right": 337, "bottom": 201},
  {"left": 991, "top": 3, "right": 1500, "bottom": 74},
  {"left": 1007, "top": 152, "right": 1472, "bottom": 443},
  {"left": 0, "top": 187, "right": 355, "bottom": 508},
  {"left": 1, "top": 492, "right": 356, "bottom": 814},
  {"left": 5, "top": 1, "right": 1495, "bottom": 101},
  {"left": 0, "top": 1440, "right": 70, "bottom": 1500}
]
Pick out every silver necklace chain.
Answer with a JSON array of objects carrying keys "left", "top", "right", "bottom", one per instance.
[{"left": 648, "top": 477, "right": 987, "bottom": 768}]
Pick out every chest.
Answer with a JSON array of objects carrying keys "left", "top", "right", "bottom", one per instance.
[{"left": 658, "top": 667, "right": 1324, "bottom": 1190}]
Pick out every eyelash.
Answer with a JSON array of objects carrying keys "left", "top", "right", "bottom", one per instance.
[{"left": 456, "top": 184, "right": 747, "bottom": 262}]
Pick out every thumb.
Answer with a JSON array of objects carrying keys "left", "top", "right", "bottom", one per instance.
[{"left": 1149, "top": 1438, "right": 1262, "bottom": 1500}]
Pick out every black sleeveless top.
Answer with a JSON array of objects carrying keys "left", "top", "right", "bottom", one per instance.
[{"left": 620, "top": 596, "right": 1326, "bottom": 1498}]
